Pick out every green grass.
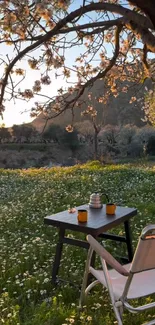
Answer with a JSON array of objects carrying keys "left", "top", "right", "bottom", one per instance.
[{"left": 0, "top": 161, "right": 155, "bottom": 325}]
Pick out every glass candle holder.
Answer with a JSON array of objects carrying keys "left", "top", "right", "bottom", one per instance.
[
  {"left": 106, "top": 203, "right": 116, "bottom": 215},
  {"left": 77, "top": 209, "right": 88, "bottom": 222}
]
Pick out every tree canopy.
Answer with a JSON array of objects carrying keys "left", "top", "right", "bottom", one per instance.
[{"left": 0, "top": 0, "right": 155, "bottom": 126}]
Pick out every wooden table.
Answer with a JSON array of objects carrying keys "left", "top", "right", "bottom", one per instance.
[{"left": 44, "top": 204, "right": 137, "bottom": 284}]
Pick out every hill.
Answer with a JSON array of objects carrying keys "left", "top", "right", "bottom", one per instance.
[{"left": 31, "top": 78, "right": 152, "bottom": 132}]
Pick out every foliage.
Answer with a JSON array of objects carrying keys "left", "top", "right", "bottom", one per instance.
[
  {"left": 0, "top": 126, "right": 11, "bottom": 142},
  {"left": 98, "top": 125, "right": 120, "bottom": 157},
  {"left": 0, "top": 293, "right": 20, "bottom": 325},
  {"left": 144, "top": 86, "right": 155, "bottom": 126},
  {"left": 118, "top": 125, "right": 137, "bottom": 146},
  {"left": 0, "top": 162, "right": 155, "bottom": 324},
  {"left": 98, "top": 125, "right": 155, "bottom": 158},
  {"left": 99, "top": 125, "right": 119, "bottom": 145},
  {"left": 0, "top": 143, "right": 49, "bottom": 151},
  {"left": 0, "top": 1, "right": 154, "bottom": 126},
  {"left": 12, "top": 124, "right": 38, "bottom": 141},
  {"left": 117, "top": 125, "right": 138, "bottom": 156},
  {"left": 135, "top": 126, "right": 155, "bottom": 146},
  {"left": 43, "top": 124, "right": 81, "bottom": 150},
  {"left": 42, "top": 124, "right": 80, "bottom": 152},
  {"left": 146, "top": 135, "right": 155, "bottom": 155},
  {"left": 42, "top": 124, "right": 64, "bottom": 143},
  {"left": 63, "top": 128, "right": 80, "bottom": 152},
  {"left": 75, "top": 121, "right": 94, "bottom": 141},
  {"left": 0, "top": 124, "right": 155, "bottom": 162}
]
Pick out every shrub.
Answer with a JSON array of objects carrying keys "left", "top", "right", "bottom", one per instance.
[
  {"left": 125, "top": 141, "right": 144, "bottom": 158},
  {"left": 146, "top": 135, "right": 155, "bottom": 155},
  {"left": 135, "top": 126, "right": 155, "bottom": 145},
  {"left": 85, "top": 160, "right": 102, "bottom": 167},
  {"left": 63, "top": 129, "right": 80, "bottom": 152},
  {"left": 42, "top": 124, "right": 64, "bottom": 144}
]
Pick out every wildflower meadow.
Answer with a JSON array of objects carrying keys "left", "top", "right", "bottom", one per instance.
[{"left": 0, "top": 161, "right": 155, "bottom": 325}]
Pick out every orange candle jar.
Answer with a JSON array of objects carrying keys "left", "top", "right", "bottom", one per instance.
[
  {"left": 77, "top": 209, "right": 88, "bottom": 223},
  {"left": 106, "top": 203, "right": 116, "bottom": 215}
]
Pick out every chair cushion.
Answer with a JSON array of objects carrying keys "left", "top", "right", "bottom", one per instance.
[{"left": 89, "top": 264, "right": 155, "bottom": 300}]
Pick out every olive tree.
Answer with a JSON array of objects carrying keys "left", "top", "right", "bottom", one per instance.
[{"left": 0, "top": 126, "right": 11, "bottom": 142}]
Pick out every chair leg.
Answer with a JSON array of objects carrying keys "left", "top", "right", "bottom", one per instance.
[
  {"left": 79, "top": 267, "right": 89, "bottom": 308},
  {"left": 113, "top": 301, "right": 124, "bottom": 325},
  {"left": 119, "top": 305, "right": 124, "bottom": 319},
  {"left": 113, "top": 305, "right": 123, "bottom": 325}
]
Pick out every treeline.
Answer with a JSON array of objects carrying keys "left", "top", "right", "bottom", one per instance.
[
  {"left": 0, "top": 122, "right": 155, "bottom": 158},
  {"left": 97, "top": 124, "right": 155, "bottom": 157},
  {"left": 0, "top": 124, "right": 80, "bottom": 152}
]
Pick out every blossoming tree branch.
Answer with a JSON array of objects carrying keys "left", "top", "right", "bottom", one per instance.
[{"left": 0, "top": 0, "right": 155, "bottom": 127}]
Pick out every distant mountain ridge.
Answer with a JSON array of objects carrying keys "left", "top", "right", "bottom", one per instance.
[{"left": 31, "top": 78, "right": 152, "bottom": 132}]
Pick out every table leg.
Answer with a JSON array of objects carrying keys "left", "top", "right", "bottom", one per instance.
[
  {"left": 52, "top": 227, "right": 65, "bottom": 284},
  {"left": 124, "top": 220, "right": 133, "bottom": 262}
]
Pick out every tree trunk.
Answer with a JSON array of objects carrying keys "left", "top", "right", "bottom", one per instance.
[{"left": 94, "top": 130, "right": 98, "bottom": 160}]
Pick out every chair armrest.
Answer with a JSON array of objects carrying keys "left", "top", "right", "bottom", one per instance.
[{"left": 87, "top": 235, "right": 130, "bottom": 276}]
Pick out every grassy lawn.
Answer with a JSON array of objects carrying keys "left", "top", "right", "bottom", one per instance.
[{"left": 0, "top": 161, "right": 155, "bottom": 325}]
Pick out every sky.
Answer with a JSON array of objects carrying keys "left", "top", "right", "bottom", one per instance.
[{"left": 0, "top": 68, "right": 70, "bottom": 126}]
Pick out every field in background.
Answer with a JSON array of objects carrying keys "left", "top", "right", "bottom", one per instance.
[{"left": 0, "top": 161, "right": 155, "bottom": 325}]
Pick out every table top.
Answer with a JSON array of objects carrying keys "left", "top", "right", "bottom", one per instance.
[{"left": 44, "top": 204, "right": 137, "bottom": 236}]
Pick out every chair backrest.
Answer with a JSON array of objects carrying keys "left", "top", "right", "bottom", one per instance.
[{"left": 130, "top": 224, "right": 155, "bottom": 274}]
